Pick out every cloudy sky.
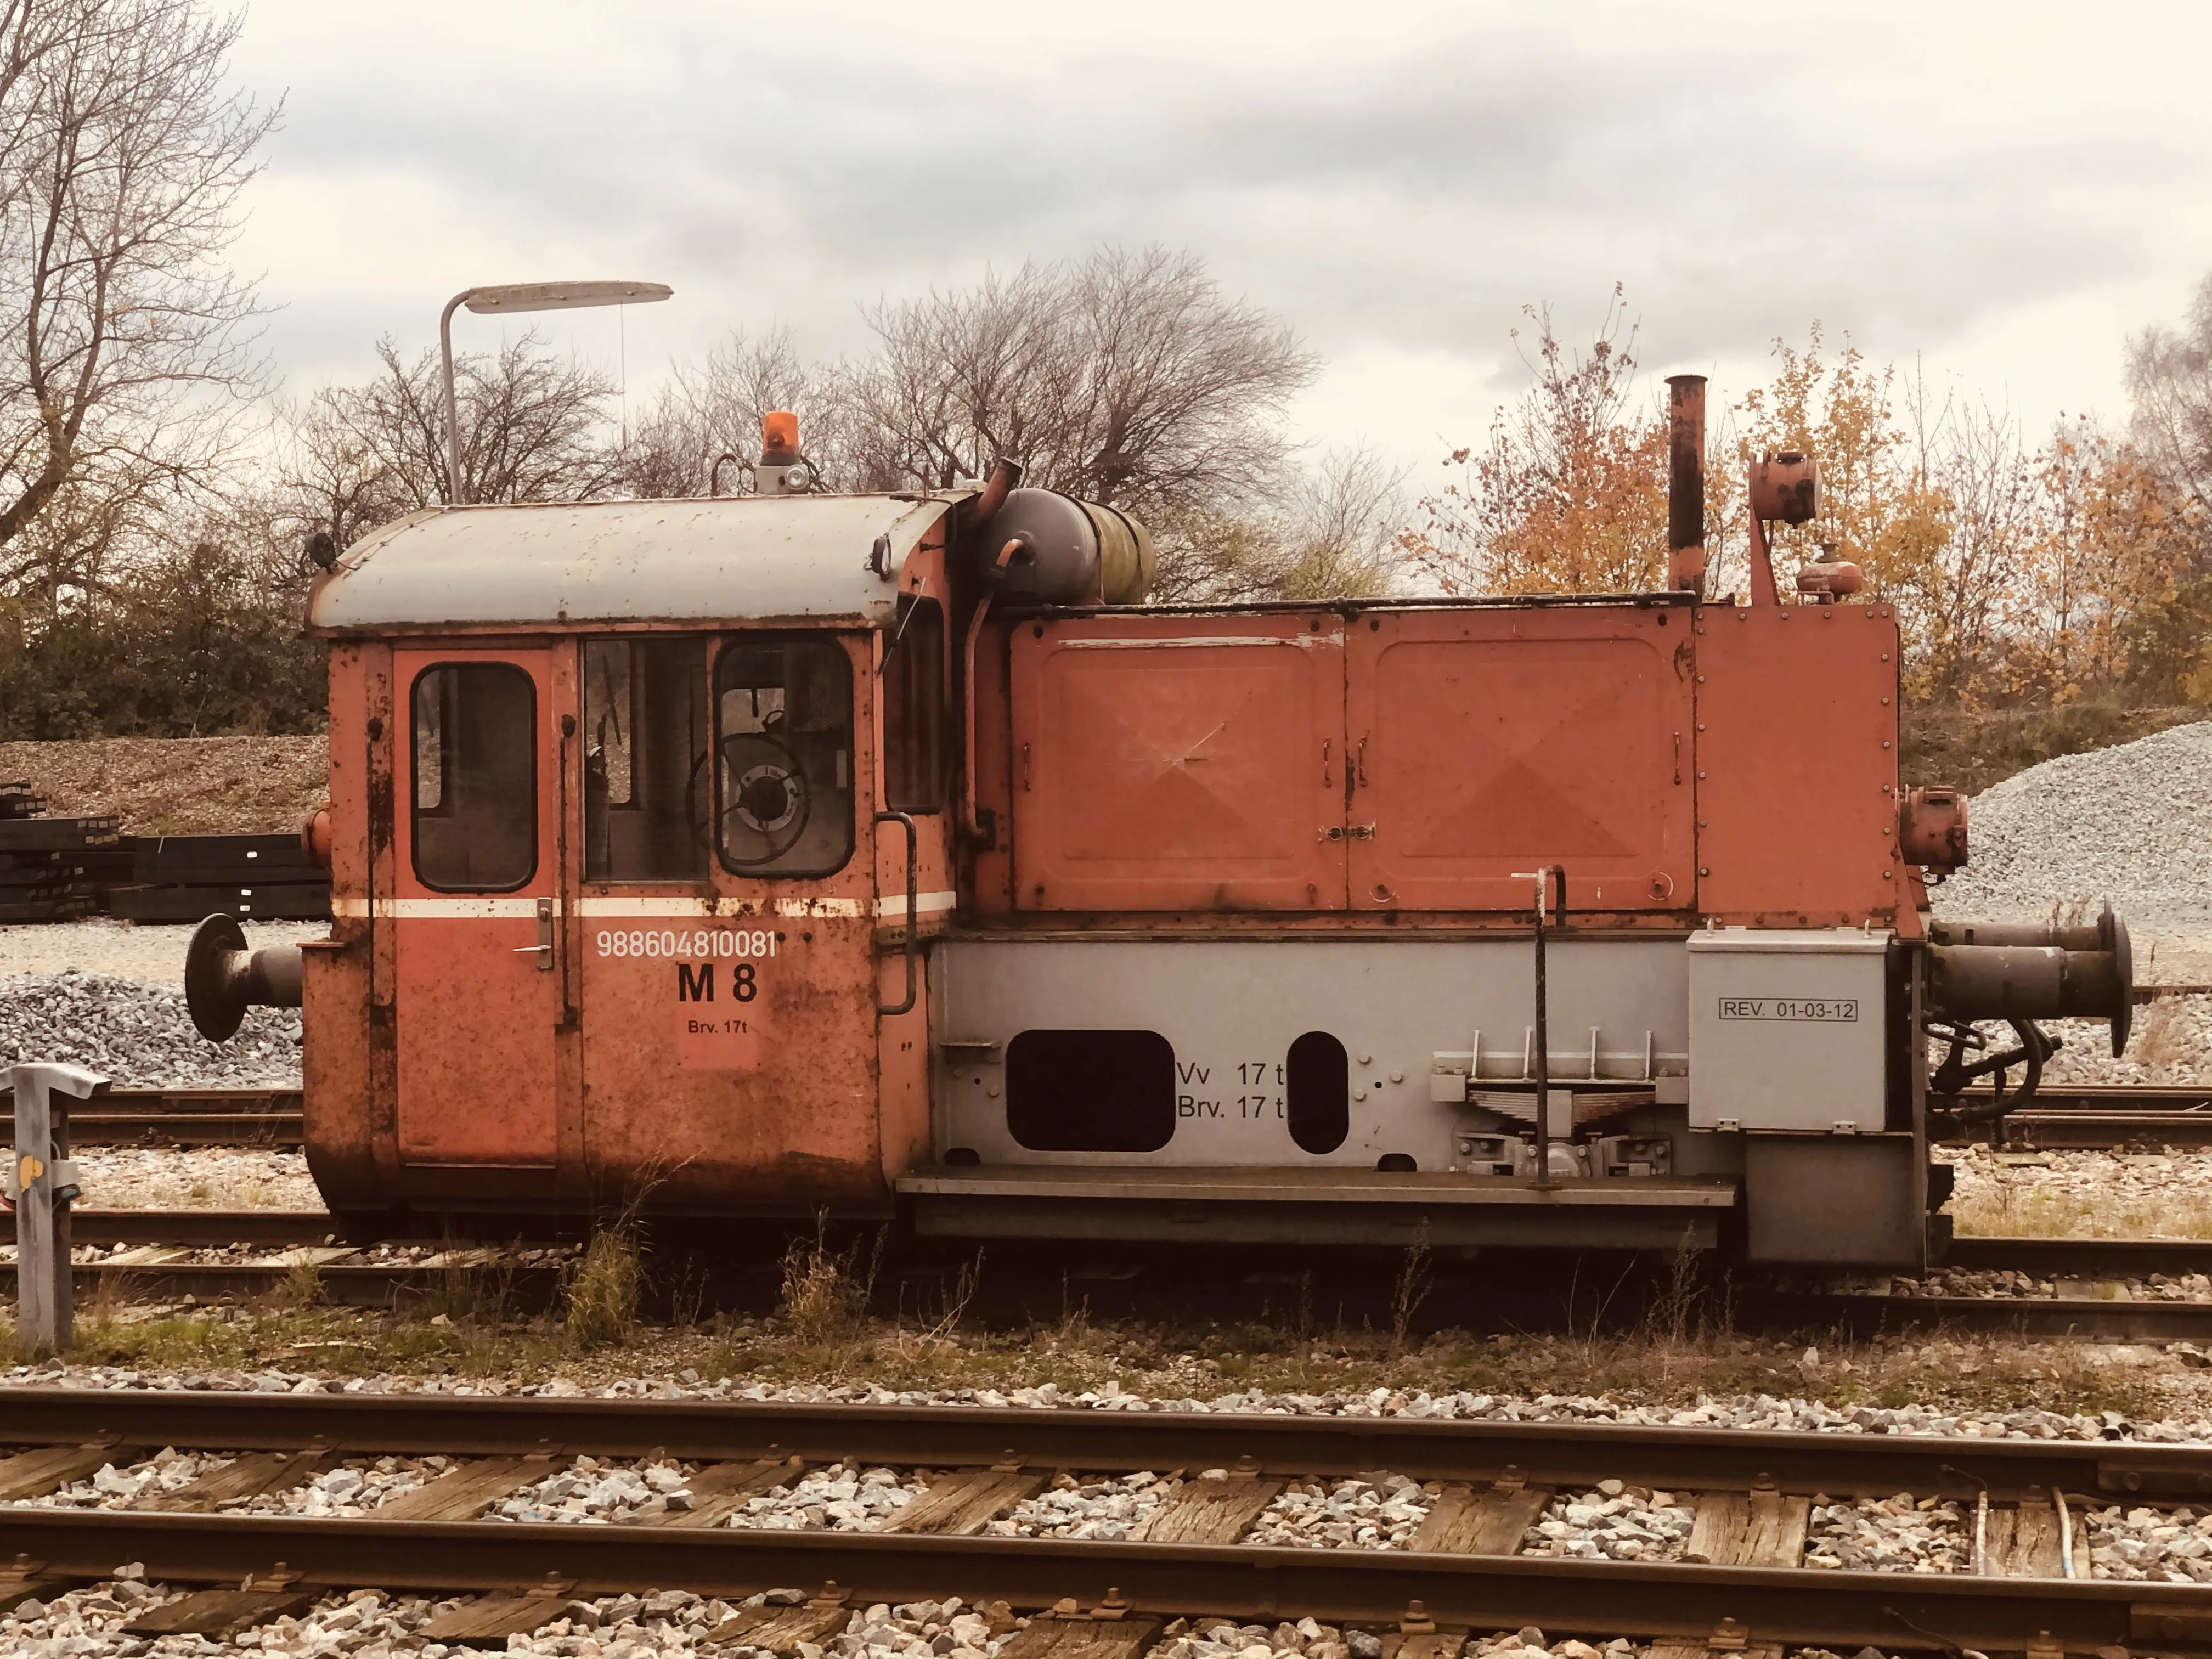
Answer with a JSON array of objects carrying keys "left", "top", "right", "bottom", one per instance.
[{"left": 228, "top": 0, "right": 2212, "bottom": 483}]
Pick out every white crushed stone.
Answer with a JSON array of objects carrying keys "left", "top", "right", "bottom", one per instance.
[
  {"left": 0, "top": 1577, "right": 780, "bottom": 1658},
  {"left": 2087, "top": 1502, "right": 2212, "bottom": 1582},
  {"left": 1943, "top": 1142, "right": 2212, "bottom": 1240},
  {"left": 0, "top": 917, "right": 324, "bottom": 986},
  {"left": 1803, "top": 1493, "right": 1968, "bottom": 1572},
  {"left": 1245, "top": 1474, "right": 1431, "bottom": 1549},
  {"left": 238, "top": 1455, "right": 441, "bottom": 1516},
  {"left": 0, "top": 968, "right": 301, "bottom": 1086},
  {"left": 729, "top": 1461, "right": 922, "bottom": 1529},
  {"left": 996, "top": 1470, "right": 1178, "bottom": 1539},
  {"left": 67, "top": 1146, "right": 320, "bottom": 1211},
  {"left": 4, "top": 1446, "right": 234, "bottom": 1509},
  {"left": 2036, "top": 997, "right": 2212, "bottom": 1086},
  {"left": 1520, "top": 1485, "right": 1694, "bottom": 1561},
  {"left": 13, "top": 1364, "right": 2212, "bottom": 1447},
  {"left": 1932, "top": 721, "right": 2212, "bottom": 928},
  {"left": 490, "top": 1453, "right": 695, "bottom": 1525}
]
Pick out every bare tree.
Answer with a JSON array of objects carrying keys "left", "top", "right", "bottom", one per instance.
[
  {"left": 831, "top": 246, "right": 1319, "bottom": 520},
  {"left": 283, "top": 333, "right": 622, "bottom": 540},
  {"left": 0, "top": 0, "right": 277, "bottom": 596},
  {"left": 1156, "top": 444, "right": 1407, "bottom": 602},
  {"left": 2128, "top": 272, "right": 2212, "bottom": 519}
]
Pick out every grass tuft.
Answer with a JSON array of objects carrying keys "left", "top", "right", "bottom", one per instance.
[
  {"left": 776, "top": 1216, "right": 881, "bottom": 1346},
  {"left": 563, "top": 1222, "right": 642, "bottom": 1350}
]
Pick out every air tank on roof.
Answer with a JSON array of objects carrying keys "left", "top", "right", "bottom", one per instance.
[{"left": 972, "top": 488, "right": 1156, "bottom": 606}]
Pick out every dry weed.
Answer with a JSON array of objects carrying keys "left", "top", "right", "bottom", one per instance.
[
  {"left": 564, "top": 1224, "right": 642, "bottom": 1349},
  {"left": 2133, "top": 996, "right": 2188, "bottom": 1068},
  {"left": 777, "top": 1217, "right": 882, "bottom": 1346}
]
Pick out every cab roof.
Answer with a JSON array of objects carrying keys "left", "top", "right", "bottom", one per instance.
[{"left": 308, "top": 492, "right": 962, "bottom": 634}]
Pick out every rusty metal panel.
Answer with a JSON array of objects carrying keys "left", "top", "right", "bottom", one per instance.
[
  {"left": 1009, "top": 615, "right": 1347, "bottom": 911},
  {"left": 1694, "top": 604, "right": 1901, "bottom": 924},
  {"left": 390, "top": 647, "right": 563, "bottom": 1166},
  {"left": 1344, "top": 608, "right": 1696, "bottom": 912}
]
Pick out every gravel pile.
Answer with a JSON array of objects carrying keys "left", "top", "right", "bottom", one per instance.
[
  {"left": 1803, "top": 1493, "right": 1969, "bottom": 1571},
  {"left": 998, "top": 1470, "right": 1177, "bottom": 1539},
  {"left": 729, "top": 1462, "right": 922, "bottom": 1529},
  {"left": 1245, "top": 1474, "right": 1431, "bottom": 1549},
  {"left": 1932, "top": 720, "right": 2212, "bottom": 927},
  {"left": 0, "top": 968, "right": 301, "bottom": 1086},
  {"left": 69, "top": 1147, "right": 320, "bottom": 1210},
  {"left": 1520, "top": 1484, "right": 1694, "bottom": 1561}
]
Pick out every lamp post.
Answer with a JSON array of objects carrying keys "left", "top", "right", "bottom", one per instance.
[{"left": 439, "top": 280, "right": 673, "bottom": 505}]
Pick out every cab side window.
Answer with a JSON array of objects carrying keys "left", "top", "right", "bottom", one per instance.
[
  {"left": 411, "top": 663, "right": 536, "bottom": 891},
  {"left": 584, "top": 636, "right": 710, "bottom": 882},
  {"left": 714, "top": 637, "right": 854, "bottom": 877},
  {"left": 882, "top": 599, "right": 946, "bottom": 814}
]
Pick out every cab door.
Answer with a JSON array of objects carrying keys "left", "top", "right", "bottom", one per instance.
[
  {"left": 576, "top": 629, "right": 888, "bottom": 1206},
  {"left": 391, "top": 647, "right": 567, "bottom": 1164}
]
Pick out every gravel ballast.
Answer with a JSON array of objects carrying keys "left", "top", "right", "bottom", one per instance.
[
  {"left": 1931, "top": 720, "right": 2212, "bottom": 928},
  {"left": 0, "top": 967, "right": 302, "bottom": 1086}
]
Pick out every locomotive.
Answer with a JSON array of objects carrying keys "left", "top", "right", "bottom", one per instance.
[{"left": 186, "top": 381, "right": 2132, "bottom": 1273}]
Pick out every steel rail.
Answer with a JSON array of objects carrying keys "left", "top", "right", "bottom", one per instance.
[
  {"left": 3, "top": 1209, "right": 335, "bottom": 1248},
  {"left": 9, "top": 1507, "right": 2209, "bottom": 1654},
  {"left": 0, "top": 1260, "right": 562, "bottom": 1307},
  {"left": 1946, "top": 1235, "right": 2212, "bottom": 1279},
  {"left": 1988, "top": 1113, "right": 2212, "bottom": 1150},
  {"left": 0, "top": 1086, "right": 304, "bottom": 1148},
  {"left": 1753, "top": 1290, "right": 2212, "bottom": 1342},
  {"left": 5, "top": 1388, "right": 2210, "bottom": 1497}
]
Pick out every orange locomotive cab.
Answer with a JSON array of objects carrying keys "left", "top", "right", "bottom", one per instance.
[{"left": 286, "top": 488, "right": 963, "bottom": 1232}]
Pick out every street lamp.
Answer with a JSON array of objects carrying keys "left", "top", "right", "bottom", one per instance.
[{"left": 439, "top": 280, "right": 674, "bottom": 504}]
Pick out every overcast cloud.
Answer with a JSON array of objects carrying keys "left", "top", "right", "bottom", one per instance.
[{"left": 227, "top": 0, "right": 2212, "bottom": 484}]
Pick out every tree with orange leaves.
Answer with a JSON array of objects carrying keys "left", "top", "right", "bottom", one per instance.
[{"left": 1404, "top": 288, "right": 1669, "bottom": 596}]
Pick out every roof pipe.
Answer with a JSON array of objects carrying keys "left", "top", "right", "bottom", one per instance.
[
  {"left": 968, "top": 456, "right": 1024, "bottom": 531},
  {"left": 1664, "top": 375, "right": 1707, "bottom": 595}
]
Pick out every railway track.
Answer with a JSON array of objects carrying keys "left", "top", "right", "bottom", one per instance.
[
  {"left": 5, "top": 1389, "right": 2212, "bottom": 1654},
  {"left": 0, "top": 1084, "right": 303, "bottom": 1147},
  {"left": 13, "top": 1207, "right": 2212, "bottom": 1336}
]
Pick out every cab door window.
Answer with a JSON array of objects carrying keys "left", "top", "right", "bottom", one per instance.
[
  {"left": 584, "top": 636, "right": 710, "bottom": 882},
  {"left": 411, "top": 663, "right": 537, "bottom": 891},
  {"left": 714, "top": 636, "right": 854, "bottom": 877}
]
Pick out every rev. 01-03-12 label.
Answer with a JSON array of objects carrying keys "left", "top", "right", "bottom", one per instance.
[{"left": 1717, "top": 997, "right": 1858, "bottom": 1022}]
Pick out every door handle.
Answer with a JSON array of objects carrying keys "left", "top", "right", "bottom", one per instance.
[{"left": 511, "top": 896, "right": 555, "bottom": 970}]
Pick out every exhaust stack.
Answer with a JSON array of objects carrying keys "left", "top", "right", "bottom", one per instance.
[{"left": 1665, "top": 374, "right": 1707, "bottom": 594}]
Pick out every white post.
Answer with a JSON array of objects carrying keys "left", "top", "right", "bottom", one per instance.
[{"left": 9, "top": 1062, "right": 106, "bottom": 1355}]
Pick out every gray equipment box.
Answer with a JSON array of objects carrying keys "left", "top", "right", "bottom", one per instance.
[{"left": 1686, "top": 928, "right": 1889, "bottom": 1132}]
